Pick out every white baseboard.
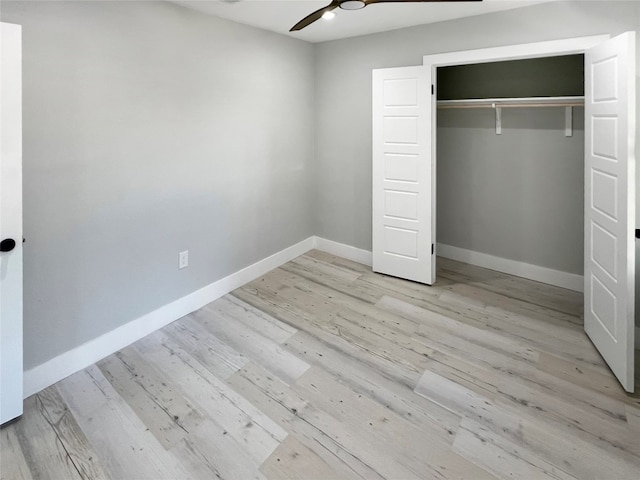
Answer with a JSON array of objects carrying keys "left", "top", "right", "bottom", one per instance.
[
  {"left": 313, "top": 236, "right": 373, "bottom": 266},
  {"left": 23, "top": 236, "right": 315, "bottom": 398},
  {"left": 437, "top": 243, "right": 584, "bottom": 292}
]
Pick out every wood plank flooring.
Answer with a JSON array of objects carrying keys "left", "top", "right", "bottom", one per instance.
[{"left": 2, "top": 251, "right": 639, "bottom": 479}]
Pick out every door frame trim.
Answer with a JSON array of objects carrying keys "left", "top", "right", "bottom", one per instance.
[
  {"left": 421, "top": 34, "right": 611, "bottom": 285},
  {"left": 422, "top": 35, "right": 610, "bottom": 68}
]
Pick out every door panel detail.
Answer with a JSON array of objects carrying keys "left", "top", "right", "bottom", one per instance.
[
  {"left": 373, "top": 65, "right": 433, "bottom": 284},
  {"left": 584, "top": 31, "right": 635, "bottom": 392}
]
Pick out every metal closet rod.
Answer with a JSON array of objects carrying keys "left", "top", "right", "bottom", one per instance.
[{"left": 437, "top": 96, "right": 585, "bottom": 109}]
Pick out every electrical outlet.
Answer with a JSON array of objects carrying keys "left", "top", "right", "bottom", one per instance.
[{"left": 178, "top": 250, "right": 189, "bottom": 269}]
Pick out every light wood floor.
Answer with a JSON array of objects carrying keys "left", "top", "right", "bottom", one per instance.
[{"left": 2, "top": 251, "right": 640, "bottom": 479}]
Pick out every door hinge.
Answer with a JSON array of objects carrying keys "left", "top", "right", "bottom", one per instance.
[
  {"left": 431, "top": 243, "right": 435, "bottom": 255},
  {"left": 431, "top": 85, "right": 434, "bottom": 95},
  {"left": 636, "top": 229, "right": 640, "bottom": 239}
]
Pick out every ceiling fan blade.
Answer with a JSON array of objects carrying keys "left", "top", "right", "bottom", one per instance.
[
  {"left": 365, "top": 0, "right": 481, "bottom": 4},
  {"left": 290, "top": 1, "right": 341, "bottom": 31},
  {"left": 291, "top": 0, "right": 481, "bottom": 32}
]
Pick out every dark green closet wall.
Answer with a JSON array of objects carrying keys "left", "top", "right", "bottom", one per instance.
[{"left": 437, "top": 55, "right": 584, "bottom": 100}]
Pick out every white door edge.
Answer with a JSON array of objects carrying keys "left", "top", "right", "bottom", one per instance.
[{"left": 0, "top": 21, "right": 24, "bottom": 425}]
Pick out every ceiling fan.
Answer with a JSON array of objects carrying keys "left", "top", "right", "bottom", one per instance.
[{"left": 290, "top": 0, "right": 482, "bottom": 31}]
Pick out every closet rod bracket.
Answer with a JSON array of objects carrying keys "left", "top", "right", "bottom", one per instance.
[
  {"left": 493, "top": 103, "right": 502, "bottom": 135},
  {"left": 565, "top": 106, "right": 573, "bottom": 137}
]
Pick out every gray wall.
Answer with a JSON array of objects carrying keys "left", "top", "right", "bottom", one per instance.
[
  {"left": 437, "top": 107, "right": 585, "bottom": 274},
  {"left": 0, "top": 1, "right": 315, "bottom": 370},
  {"left": 314, "top": 0, "right": 640, "bottom": 260},
  {"left": 436, "top": 57, "right": 585, "bottom": 274}
]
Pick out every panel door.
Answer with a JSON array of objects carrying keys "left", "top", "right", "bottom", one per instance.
[
  {"left": 372, "top": 65, "right": 434, "bottom": 284},
  {"left": 584, "top": 32, "right": 636, "bottom": 392}
]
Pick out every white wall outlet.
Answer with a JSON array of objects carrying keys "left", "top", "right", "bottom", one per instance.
[{"left": 178, "top": 250, "right": 189, "bottom": 269}]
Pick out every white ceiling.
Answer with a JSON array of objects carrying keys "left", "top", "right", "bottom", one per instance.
[{"left": 172, "top": 0, "right": 553, "bottom": 43}]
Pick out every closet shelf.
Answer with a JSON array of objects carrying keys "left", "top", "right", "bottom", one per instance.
[
  {"left": 437, "top": 96, "right": 584, "bottom": 109},
  {"left": 437, "top": 96, "right": 584, "bottom": 136}
]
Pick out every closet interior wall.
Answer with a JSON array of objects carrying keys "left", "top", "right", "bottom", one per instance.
[{"left": 436, "top": 55, "right": 586, "bottom": 280}]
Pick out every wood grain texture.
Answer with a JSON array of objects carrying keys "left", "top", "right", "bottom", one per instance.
[
  {"left": 7, "top": 395, "right": 83, "bottom": 480},
  {"left": 190, "top": 298, "right": 310, "bottom": 386},
  {"left": 2, "top": 251, "right": 638, "bottom": 479},
  {"left": 56, "top": 366, "right": 190, "bottom": 479},
  {"left": 452, "top": 418, "right": 578, "bottom": 480},
  {"left": 132, "top": 330, "right": 287, "bottom": 465},
  {"left": 260, "top": 435, "right": 353, "bottom": 480},
  {"left": 36, "top": 387, "right": 111, "bottom": 479},
  {"left": 0, "top": 423, "right": 34, "bottom": 480},
  {"left": 96, "top": 346, "right": 206, "bottom": 449}
]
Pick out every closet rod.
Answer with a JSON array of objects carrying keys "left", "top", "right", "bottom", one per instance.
[
  {"left": 438, "top": 102, "right": 584, "bottom": 109},
  {"left": 436, "top": 96, "right": 584, "bottom": 136},
  {"left": 437, "top": 96, "right": 584, "bottom": 109}
]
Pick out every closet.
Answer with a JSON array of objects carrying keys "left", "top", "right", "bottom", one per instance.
[
  {"left": 435, "top": 55, "right": 585, "bottom": 291},
  {"left": 372, "top": 32, "right": 636, "bottom": 393}
]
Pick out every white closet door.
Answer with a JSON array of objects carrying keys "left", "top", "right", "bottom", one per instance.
[
  {"left": 0, "top": 22, "right": 23, "bottom": 424},
  {"left": 584, "top": 32, "right": 636, "bottom": 392},
  {"left": 372, "top": 65, "right": 434, "bottom": 284}
]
